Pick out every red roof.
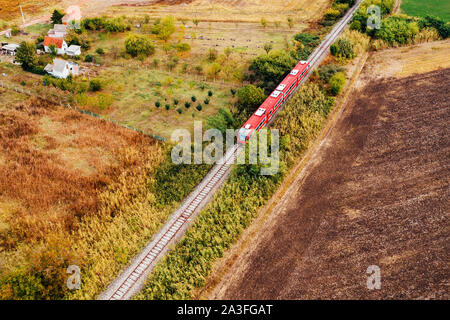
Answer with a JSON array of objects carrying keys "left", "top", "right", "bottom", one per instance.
[{"left": 44, "top": 36, "right": 64, "bottom": 49}]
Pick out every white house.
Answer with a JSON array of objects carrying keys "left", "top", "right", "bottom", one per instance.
[
  {"left": 1, "top": 43, "right": 19, "bottom": 56},
  {"left": 44, "top": 58, "right": 79, "bottom": 79},
  {"left": 66, "top": 45, "right": 81, "bottom": 57},
  {"left": 47, "top": 24, "right": 68, "bottom": 38},
  {"left": 44, "top": 36, "right": 68, "bottom": 55}
]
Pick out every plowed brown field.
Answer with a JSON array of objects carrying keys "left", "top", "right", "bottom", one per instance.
[{"left": 210, "top": 65, "right": 450, "bottom": 299}]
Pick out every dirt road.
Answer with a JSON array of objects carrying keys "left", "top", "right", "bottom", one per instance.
[{"left": 210, "top": 66, "right": 450, "bottom": 299}]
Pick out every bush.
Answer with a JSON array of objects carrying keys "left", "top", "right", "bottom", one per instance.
[
  {"left": 207, "top": 48, "right": 218, "bottom": 61},
  {"left": 419, "top": 15, "right": 449, "bottom": 39},
  {"left": 176, "top": 108, "right": 183, "bottom": 114},
  {"left": 175, "top": 43, "right": 191, "bottom": 52},
  {"left": 329, "top": 72, "right": 346, "bottom": 96},
  {"left": 10, "top": 25, "right": 20, "bottom": 36},
  {"left": 43, "top": 75, "right": 89, "bottom": 94},
  {"left": 318, "top": 64, "right": 345, "bottom": 83},
  {"left": 84, "top": 55, "right": 93, "bottom": 62},
  {"left": 352, "top": 0, "right": 395, "bottom": 33},
  {"left": 206, "top": 107, "right": 236, "bottom": 133},
  {"left": 350, "top": 20, "right": 362, "bottom": 31},
  {"left": 103, "top": 17, "right": 129, "bottom": 32},
  {"left": 376, "top": 16, "right": 420, "bottom": 45},
  {"left": 151, "top": 16, "right": 176, "bottom": 41},
  {"left": 82, "top": 17, "right": 130, "bottom": 32},
  {"left": 125, "top": 34, "right": 155, "bottom": 58},
  {"left": 96, "top": 48, "right": 105, "bottom": 55},
  {"left": 230, "top": 88, "right": 236, "bottom": 96},
  {"left": 89, "top": 79, "right": 102, "bottom": 92},
  {"left": 237, "top": 84, "right": 266, "bottom": 117},
  {"left": 294, "top": 32, "right": 320, "bottom": 60},
  {"left": 249, "top": 50, "right": 297, "bottom": 91},
  {"left": 196, "top": 104, "right": 203, "bottom": 111},
  {"left": 16, "top": 42, "right": 37, "bottom": 71}
]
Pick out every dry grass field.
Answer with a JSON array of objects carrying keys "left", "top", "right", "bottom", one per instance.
[
  {"left": 209, "top": 40, "right": 450, "bottom": 300},
  {"left": 111, "top": 0, "right": 332, "bottom": 23},
  {"left": 357, "top": 39, "right": 450, "bottom": 80},
  {"left": 0, "top": 91, "right": 168, "bottom": 299},
  {"left": 0, "top": 0, "right": 59, "bottom": 22}
]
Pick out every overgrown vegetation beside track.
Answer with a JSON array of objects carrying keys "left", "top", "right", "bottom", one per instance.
[
  {"left": 135, "top": 0, "right": 450, "bottom": 300},
  {"left": 136, "top": 82, "right": 334, "bottom": 300},
  {"left": 0, "top": 97, "right": 213, "bottom": 299}
]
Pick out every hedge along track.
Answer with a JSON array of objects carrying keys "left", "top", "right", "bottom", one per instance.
[{"left": 99, "top": 0, "right": 364, "bottom": 300}]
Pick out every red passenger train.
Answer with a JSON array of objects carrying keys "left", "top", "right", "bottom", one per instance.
[{"left": 238, "top": 60, "right": 310, "bottom": 144}]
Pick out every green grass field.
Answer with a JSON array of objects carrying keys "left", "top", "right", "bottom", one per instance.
[{"left": 401, "top": 0, "right": 450, "bottom": 21}]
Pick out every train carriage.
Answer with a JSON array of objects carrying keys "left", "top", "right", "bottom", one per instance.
[
  {"left": 237, "top": 89, "right": 284, "bottom": 144},
  {"left": 237, "top": 61, "right": 310, "bottom": 144}
]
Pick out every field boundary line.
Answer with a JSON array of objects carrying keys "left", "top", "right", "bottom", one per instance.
[{"left": 200, "top": 51, "right": 370, "bottom": 299}]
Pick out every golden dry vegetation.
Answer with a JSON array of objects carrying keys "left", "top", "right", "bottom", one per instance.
[
  {"left": 358, "top": 39, "right": 450, "bottom": 81},
  {"left": 0, "top": 93, "right": 167, "bottom": 299},
  {"left": 0, "top": 0, "right": 59, "bottom": 21}
]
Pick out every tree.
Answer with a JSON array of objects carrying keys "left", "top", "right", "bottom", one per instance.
[
  {"left": 16, "top": 42, "right": 37, "bottom": 70},
  {"left": 207, "top": 48, "right": 218, "bottom": 61},
  {"left": 48, "top": 44, "right": 58, "bottom": 58},
  {"left": 249, "top": 50, "right": 297, "bottom": 91},
  {"left": 207, "top": 62, "right": 221, "bottom": 80},
  {"left": 224, "top": 47, "right": 232, "bottom": 59},
  {"left": 125, "top": 34, "right": 155, "bottom": 57},
  {"left": 153, "top": 58, "right": 160, "bottom": 69},
  {"left": 329, "top": 72, "right": 346, "bottom": 96},
  {"left": 152, "top": 16, "right": 176, "bottom": 41},
  {"left": 206, "top": 107, "right": 235, "bottom": 133},
  {"left": 51, "top": 9, "right": 65, "bottom": 25},
  {"left": 287, "top": 17, "right": 294, "bottom": 29},
  {"left": 237, "top": 84, "right": 266, "bottom": 116},
  {"left": 330, "top": 38, "right": 355, "bottom": 59},
  {"left": 263, "top": 43, "right": 273, "bottom": 54},
  {"left": 11, "top": 25, "right": 20, "bottom": 36},
  {"left": 193, "top": 19, "right": 200, "bottom": 27},
  {"left": 260, "top": 18, "right": 268, "bottom": 29},
  {"left": 195, "top": 65, "right": 203, "bottom": 75},
  {"left": 89, "top": 79, "right": 102, "bottom": 92}
]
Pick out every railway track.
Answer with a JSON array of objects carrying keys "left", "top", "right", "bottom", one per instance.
[
  {"left": 100, "top": 144, "right": 242, "bottom": 300},
  {"left": 99, "top": 0, "right": 363, "bottom": 300}
]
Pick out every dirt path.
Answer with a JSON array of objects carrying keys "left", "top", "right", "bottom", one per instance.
[
  {"left": 209, "top": 62, "right": 450, "bottom": 299},
  {"left": 394, "top": 0, "right": 402, "bottom": 14}
]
